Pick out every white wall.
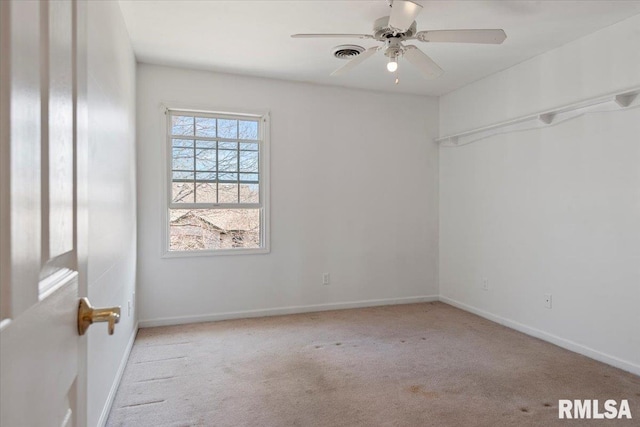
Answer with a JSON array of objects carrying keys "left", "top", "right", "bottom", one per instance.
[
  {"left": 439, "top": 15, "right": 640, "bottom": 375},
  {"left": 137, "top": 64, "right": 439, "bottom": 325},
  {"left": 87, "top": 2, "right": 137, "bottom": 426}
]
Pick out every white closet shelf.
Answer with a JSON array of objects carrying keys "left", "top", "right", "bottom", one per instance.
[{"left": 436, "top": 86, "right": 640, "bottom": 147}]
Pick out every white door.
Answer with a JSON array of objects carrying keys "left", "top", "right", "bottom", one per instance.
[{"left": 0, "top": 1, "right": 118, "bottom": 426}]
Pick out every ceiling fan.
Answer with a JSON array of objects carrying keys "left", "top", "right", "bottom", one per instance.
[{"left": 291, "top": 0, "right": 506, "bottom": 80}]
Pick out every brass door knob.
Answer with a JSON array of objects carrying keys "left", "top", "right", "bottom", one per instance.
[{"left": 77, "top": 297, "right": 121, "bottom": 336}]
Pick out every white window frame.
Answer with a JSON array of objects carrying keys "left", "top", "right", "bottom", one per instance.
[{"left": 161, "top": 105, "right": 270, "bottom": 257}]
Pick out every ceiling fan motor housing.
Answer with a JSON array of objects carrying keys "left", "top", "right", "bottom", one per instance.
[
  {"left": 373, "top": 16, "right": 417, "bottom": 40},
  {"left": 384, "top": 39, "right": 404, "bottom": 58}
]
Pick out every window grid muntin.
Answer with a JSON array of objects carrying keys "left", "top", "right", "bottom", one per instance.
[{"left": 169, "top": 112, "right": 261, "bottom": 207}]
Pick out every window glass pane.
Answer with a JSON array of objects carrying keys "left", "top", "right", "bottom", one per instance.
[
  {"left": 219, "top": 183, "right": 239, "bottom": 203},
  {"left": 240, "top": 142, "right": 258, "bottom": 151},
  {"left": 172, "top": 182, "right": 194, "bottom": 203},
  {"left": 239, "top": 173, "right": 258, "bottom": 183},
  {"left": 219, "top": 172, "right": 237, "bottom": 182},
  {"left": 195, "top": 183, "right": 217, "bottom": 203},
  {"left": 196, "top": 140, "right": 216, "bottom": 149},
  {"left": 218, "top": 150, "right": 238, "bottom": 172},
  {"left": 239, "top": 120, "right": 258, "bottom": 140},
  {"left": 172, "top": 116, "right": 194, "bottom": 136},
  {"left": 173, "top": 171, "right": 193, "bottom": 181},
  {"left": 172, "top": 147, "right": 193, "bottom": 170},
  {"left": 240, "top": 183, "right": 259, "bottom": 203},
  {"left": 169, "top": 209, "right": 260, "bottom": 251},
  {"left": 173, "top": 138, "right": 193, "bottom": 148},
  {"left": 196, "top": 172, "right": 216, "bottom": 181},
  {"left": 195, "top": 149, "right": 216, "bottom": 171},
  {"left": 195, "top": 117, "right": 216, "bottom": 137},
  {"left": 239, "top": 151, "right": 258, "bottom": 173},
  {"left": 219, "top": 141, "right": 237, "bottom": 150},
  {"left": 217, "top": 119, "right": 238, "bottom": 138}
]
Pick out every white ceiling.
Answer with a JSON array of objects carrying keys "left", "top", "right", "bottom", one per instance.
[{"left": 118, "top": 1, "right": 640, "bottom": 96}]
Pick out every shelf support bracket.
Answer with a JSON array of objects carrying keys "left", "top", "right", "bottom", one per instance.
[
  {"left": 538, "top": 113, "right": 555, "bottom": 124},
  {"left": 615, "top": 93, "right": 638, "bottom": 108}
]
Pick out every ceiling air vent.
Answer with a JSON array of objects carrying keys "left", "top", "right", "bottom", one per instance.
[{"left": 332, "top": 45, "right": 365, "bottom": 60}]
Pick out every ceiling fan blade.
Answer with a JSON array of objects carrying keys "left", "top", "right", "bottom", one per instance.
[
  {"left": 416, "top": 29, "right": 507, "bottom": 44},
  {"left": 388, "top": 0, "right": 423, "bottom": 33},
  {"left": 291, "top": 33, "right": 374, "bottom": 39},
  {"left": 403, "top": 46, "right": 443, "bottom": 79},
  {"left": 331, "top": 47, "right": 378, "bottom": 76}
]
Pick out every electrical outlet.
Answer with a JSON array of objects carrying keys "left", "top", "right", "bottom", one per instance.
[
  {"left": 481, "top": 278, "right": 489, "bottom": 291},
  {"left": 544, "top": 294, "right": 552, "bottom": 309},
  {"left": 322, "top": 273, "right": 330, "bottom": 285}
]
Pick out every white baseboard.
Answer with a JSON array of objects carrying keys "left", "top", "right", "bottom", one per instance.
[
  {"left": 139, "top": 295, "right": 439, "bottom": 328},
  {"left": 439, "top": 296, "right": 640, "bottom": 377},
  {"left": 97, "top": 321, "right": 139, "bottom": 427}
]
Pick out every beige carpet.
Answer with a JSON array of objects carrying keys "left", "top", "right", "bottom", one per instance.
[{"left": 107, "top": 302, "right": 640, "bottom": 426}]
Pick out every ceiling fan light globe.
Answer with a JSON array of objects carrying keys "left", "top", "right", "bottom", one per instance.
[{"left": 387, "top": 60, "right": 398, "bottom": 72}]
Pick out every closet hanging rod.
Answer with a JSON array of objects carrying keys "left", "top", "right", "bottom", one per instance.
[{"left": 436, "top": 85, "right": 640, "bottom": 146}]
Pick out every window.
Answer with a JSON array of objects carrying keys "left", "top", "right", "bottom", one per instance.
[{"left": 164, "top": 108, "right": 269, "bottom": 255}]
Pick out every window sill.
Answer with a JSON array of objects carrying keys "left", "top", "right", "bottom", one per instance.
[{"left": 161, "top": 247, "right": 270, "bottom": 258}]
